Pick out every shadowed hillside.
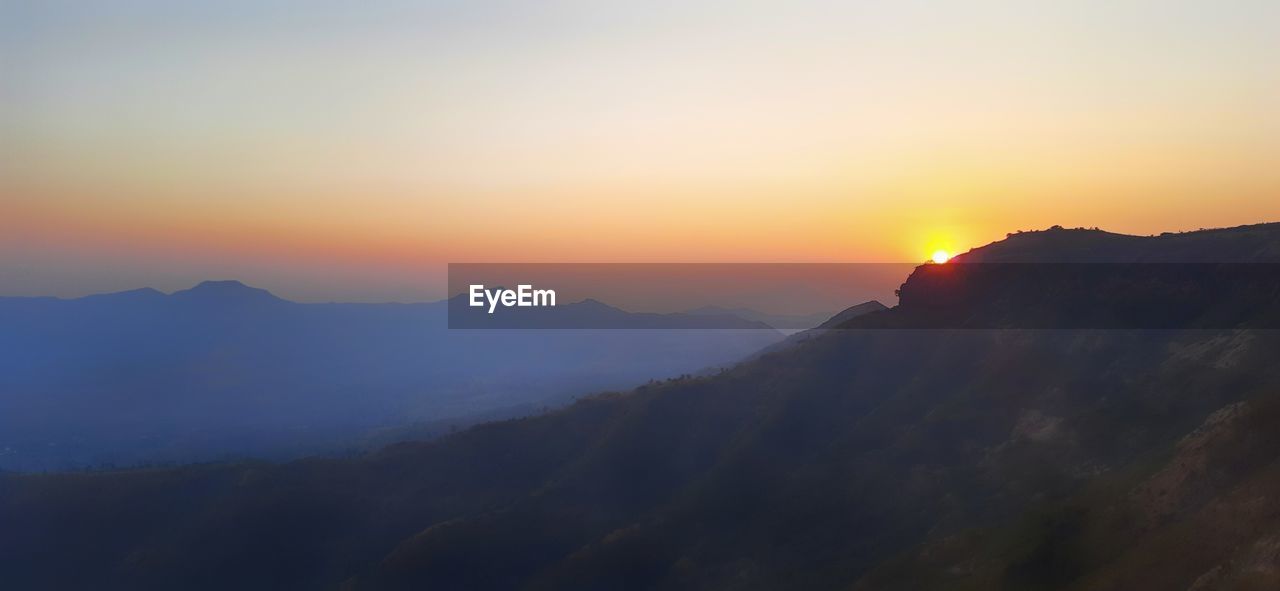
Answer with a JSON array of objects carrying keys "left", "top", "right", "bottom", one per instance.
[{"left": 3, "top": 223, "right": 1280, "bottom": 590}]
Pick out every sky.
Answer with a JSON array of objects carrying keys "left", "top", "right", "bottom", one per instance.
[{"left": 2, "top": 0, "right": 1278, "bottom": 302}]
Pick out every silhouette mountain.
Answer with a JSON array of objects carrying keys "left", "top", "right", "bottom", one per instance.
[
  {"left": 747, "top": 300, "right": 889, "bottom": 356},
  {"left": 3, "top": 223, "right": 1280, "bottom": 590},
  {"left": 956, "top": 222, "right": 1280, "bottom": 262},
  {"left": 684, "top": 305, "right": 837, "bottom": 330},
  {"left": 80, "top": 287, "right": 167, "bottom": 303},
  {"left": 814, "top": 300, "right": 889, "bottom": 328},
  {"left": 839, "top": 223, "right": 1280, "bottom": 330},
  {"left": 450, "top": 296, "right": 776, "bottom": 329},
  {"left": 0, "top": 284, "right": 780, "bottom": 470},
  {"left": 170, "top": 279, "right": 286, "bottom": 305}
]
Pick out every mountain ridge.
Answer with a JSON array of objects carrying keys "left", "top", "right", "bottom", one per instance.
[
  {"left": 4, "top": 222, "right": 1280, "bottom": 589},
  {"left": 0, "top": 283, "right": 782, "bottom": 470},
  {"left": 953, "top": 221, "right": 1280, "bottom": 263}
]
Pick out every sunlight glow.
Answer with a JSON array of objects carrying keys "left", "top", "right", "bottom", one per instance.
[{"left": 931, "top": 250, "right": 951, "bottom": 264}]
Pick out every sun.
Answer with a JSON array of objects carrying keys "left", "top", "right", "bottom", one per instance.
[{"left": 931, "top": 249, "right": 951, "bottom": 264}]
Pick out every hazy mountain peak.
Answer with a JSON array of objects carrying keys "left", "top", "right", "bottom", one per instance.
[
  {"left": 815, "top": 300, "right": 888, "bottom": 329},
  {"left": 79, "top": 287, "right": 166, "bottom": 302},
  {"left": 171, "top": 280, "right": 284, "bottom": 303},
  {"left": 188, "top": 279, "right": 251, "bottom": 290}
]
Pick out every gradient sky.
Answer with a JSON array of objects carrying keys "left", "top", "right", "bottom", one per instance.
[{"left": 3, "top": 0, "right": 1278, "bottom": 301}]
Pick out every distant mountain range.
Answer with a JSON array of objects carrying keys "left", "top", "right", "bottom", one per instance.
[
  {"left": 684, "top": 305, "right": 837, "bottom": 332},
  {"left": 448, "top": 295, "right": 778, "bottom": 329},
  {"left": 4, "top": 223, "right": 1280, "bottom": 590},
  {"left": 0, "top": 281, "right": 783, "bottom": 470}
]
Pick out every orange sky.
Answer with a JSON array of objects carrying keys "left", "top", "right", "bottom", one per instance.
[{"left": 3, "top": 1, "right": 1278, "bottom": 301}]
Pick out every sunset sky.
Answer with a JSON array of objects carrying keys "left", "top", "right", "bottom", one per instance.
[{"left": 3, "top": 0, "right": 1278, "bottom": 301}]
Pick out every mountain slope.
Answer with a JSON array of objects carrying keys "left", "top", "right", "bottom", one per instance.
[
  {"left": 955, "top": 222, "right": 1280, "bottom": 263},
  {"left": 0, "top": 283, "right": 781, "bottom": 470},
  {"left": 2, "top": 223, "right": 1280, "bottom": 590}
]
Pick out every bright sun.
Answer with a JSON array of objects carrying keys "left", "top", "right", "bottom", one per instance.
[{"left": 931, "top": 250, "right": 951, "bottom": 264}]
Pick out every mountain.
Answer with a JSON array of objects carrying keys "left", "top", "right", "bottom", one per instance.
[
  {"left": 814, "top": 300, "right": 889, "bottom": 329},
  {"left": 3, "top": 223, "right": 1280, "bottom": 590},
  {"left": 956, "top": 222, "right": 1280, "bottom": 263},
  {"left": 170, "top": 279, "right": 287, "bottom": 305},
  {"left": 747, "top": 300, "right": 889, "bottom": 355},
  {"left": 0, "top": 283, "right": 781, "bottom": 470},
  {"left": 684, "top": 305, "right": 837, "bottom": 331},
  {"left": 450, "top": 296, "right": 776, "bottom": 329},
  {"left": 840, "top": 224, "right": 1280, "bottom": 331}
]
